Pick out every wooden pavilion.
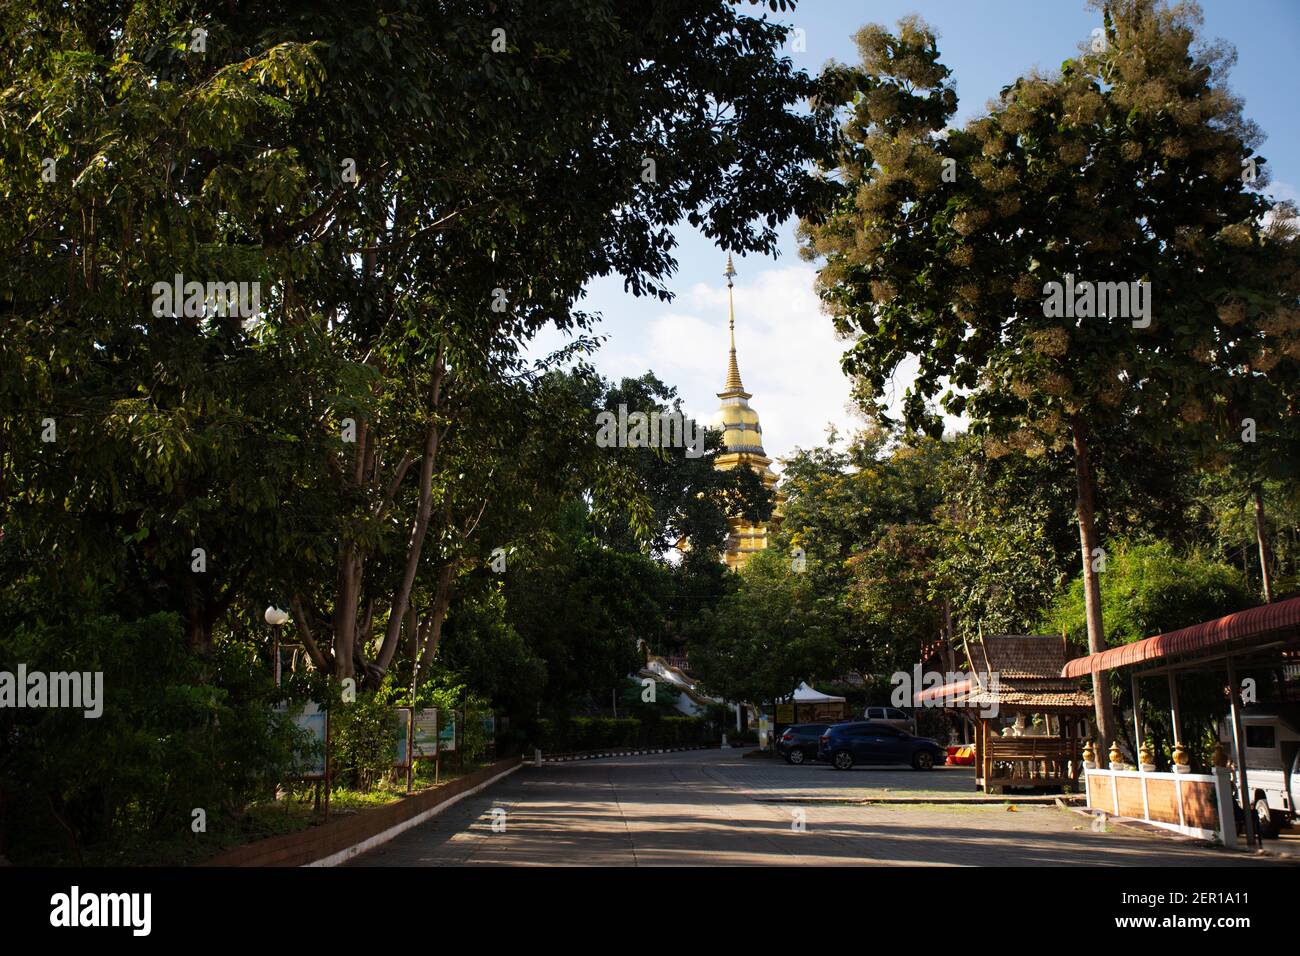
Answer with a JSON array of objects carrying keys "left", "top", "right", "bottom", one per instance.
[{"left": 919, "top": 634, "right": 1093, "bottom": 793}]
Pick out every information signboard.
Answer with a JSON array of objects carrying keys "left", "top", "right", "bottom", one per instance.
[
  {"left": 274, "top": 701, "right": 328, "bottom": 780},
  {"left": 438, "top": 710, "right": 456, "bottom": 752},
  {"left": 413, "top": 708, "right": 438, "bottom": 758},
  {"left": 394, "top": 707, "right": 412, "bottom": 768}
]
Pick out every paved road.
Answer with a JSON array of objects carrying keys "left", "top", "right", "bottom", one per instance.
[{"left": 349, "top": 749, "right": 1280, "bottom": 867}]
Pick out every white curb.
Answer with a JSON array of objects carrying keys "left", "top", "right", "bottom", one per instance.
[{"left": 306, "top": 762, "right": 523, "bottom": 867}]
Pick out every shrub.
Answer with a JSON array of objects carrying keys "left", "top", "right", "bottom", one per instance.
[
  {"left": 328, "top": 683, "right": 402, "bottom": 792},
  {"left": 0, "top": 612, "right": 301, "bottom": 863},
  {"left": 661, "top": 716, "right": 708, "bottom": 746}
]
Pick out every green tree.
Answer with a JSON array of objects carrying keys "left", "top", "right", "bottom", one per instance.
[
  {"left": 592, "top": 372, "right": 772, "bottom": 559},
  {"left": 0, "top": 0, "right": 839, "bottom": 859},
  {"left": 1042, "top": 538, "right": 1254, "bottom": 763},
  {"left": 800, "top": 1, "right": 1297, "bottom": 747},
  {"left": 689, "top": 548, "right": 842, "bottom": 708},
  {"left": 504, "top": 528, "right": 667, "bottom": 714},
  {"left": 2, "top": 1, "right": 836, "bottom": 687},
  {"left": 1043, "top": 539, "right": 1253, "bottom": 647},
  {"left": 1195, "top": 471, "right": 1300, "bottom": 600}
]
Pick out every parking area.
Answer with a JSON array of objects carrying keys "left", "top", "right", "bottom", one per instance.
[
  {"left": 350, "top": 748, "right": 1292, "bottom": 867},
  {"left": 714, "top": 751, "right": 980, "bottom": 801}
]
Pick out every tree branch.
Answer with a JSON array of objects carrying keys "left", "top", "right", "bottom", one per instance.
[{"left": 291, "top": 593, "right": 334, "bottom": 672}]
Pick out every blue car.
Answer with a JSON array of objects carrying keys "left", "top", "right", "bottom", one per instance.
[{"left": 817, "top": 721, "right": 948, "bottom": 771}]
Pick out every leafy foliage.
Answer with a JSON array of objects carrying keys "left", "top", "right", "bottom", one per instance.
[
  {"left": 0, "top": 608, "right": 300, "bottom": 863},
  {"left": 1043, "top": 539, "right": 1253, "bottom": 648},
  {"left": 799, "top": 0, "right": 1298, "bottom": 745},
  {"left": 0, "top": 0, "right": 837, "bottom": 861},
  {"left": 689, "top": 548, "right": 842, "bottom": 705}
]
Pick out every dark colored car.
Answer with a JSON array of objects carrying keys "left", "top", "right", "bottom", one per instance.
[
  {"left": 862, "top": 706, "right": 917, "bottom": 735},
  {"left": 817, "top": 721, "right": 948, "bottom": 771},
  {"left": 776, "top": 723, "right": 831, "bottom": 765}
]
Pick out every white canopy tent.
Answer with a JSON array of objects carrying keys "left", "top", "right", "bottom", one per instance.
[
  {"left": 773, "top": 682, "right": 850, "bottom": 728},
  {"left": 778, "top": 682, "right": 846, "bottom": 704}
]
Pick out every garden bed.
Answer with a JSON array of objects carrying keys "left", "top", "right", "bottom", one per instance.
[{"left": 198, "top": 756, "right": 520, "bottom": 867}]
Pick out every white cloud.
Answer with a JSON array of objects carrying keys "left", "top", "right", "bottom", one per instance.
[
  {"left": 1267, "top": 180, "right": 1298, "bottom": 203},
  {"left": 663, "top": 264, "right": 858, "bottom": 469},
  {"left": 528, "top": 259, "right": 966, "bottom": 475}
]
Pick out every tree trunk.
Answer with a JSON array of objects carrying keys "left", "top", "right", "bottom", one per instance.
[
  {"left": 183, "top": 574, "right": 212, "bottom": 657},
  {"left": 417, "top": 563, "right": 457, "bottom": 670},
  {"left": 1253, "top": 484, "right": 1274, "bottom": 603},
  {"left": 1071, "top": 416, "right": 1116, "bottom": 750},
  {"left": 290, "top": 594, "right": 334, "bottom": 672},
  {"left": 329, "top": 414, "right": 374, "bottom": 681},
  {"left": 379, "top": 349, "right": 447, "bottom": 665},
  {"left": 186, "top": 616, "right": 212, "bottom": 657},
  {"left": 942, "top": 597, "right": 954, "bottom": 674},
  {"left": 333, "top": 546, "right": 361, "bottom": 680}
]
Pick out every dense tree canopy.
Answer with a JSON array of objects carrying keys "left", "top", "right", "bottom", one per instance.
[
  {"left": 800, "top": 0, "right": 1299, "bottom": 746},
  {"left": 2, "top": 0, "right": 1295, "bottom": 866},
  {"left": 0, "top": 0, "right": 836, "bottom": 860}
]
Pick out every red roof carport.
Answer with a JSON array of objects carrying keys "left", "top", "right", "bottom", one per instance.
[
  {"left": 1059, "top": 594, "right": 1300, "bottom": 849},
  {"left": 1060, "top": 596, "right": 1300, "bottom": 678}
]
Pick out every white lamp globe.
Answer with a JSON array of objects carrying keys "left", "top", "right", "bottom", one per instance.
[{"left": 264, "top": 606, "right": 290, "bottom": 626}]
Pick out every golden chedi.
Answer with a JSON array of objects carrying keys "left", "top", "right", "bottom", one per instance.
[{"left": 711, "top": 256, "right": 781, "bottom": 571}]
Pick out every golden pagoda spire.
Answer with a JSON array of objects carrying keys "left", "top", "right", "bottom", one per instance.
[
  {"left": 722, "top": 255, "right": 745, "bottom": 394},
  {"left": 711, "top": 253, "right": 779, "bottom": 572}
]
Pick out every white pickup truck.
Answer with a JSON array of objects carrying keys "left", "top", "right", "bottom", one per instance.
[{"left": 1220, "top": 709, "right": 1300, "bottom": 838}]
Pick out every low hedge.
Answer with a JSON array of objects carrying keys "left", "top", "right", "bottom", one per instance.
[
  {"left": 656, "top": 716, "right": 708, "bottom": 747},
  {"left": 536, "top": 716, "right": 710, "bottom": 753}
]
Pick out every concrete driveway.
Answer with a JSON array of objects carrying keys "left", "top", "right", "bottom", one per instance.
[{"left": 349, "top": 748, "right": 1285, "bottom": 867}]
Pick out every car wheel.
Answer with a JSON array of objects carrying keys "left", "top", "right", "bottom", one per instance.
[
  {"left": 788, "top": 748, "right": 805, "bottom": 765},
  {"left": 781, "top": 753, "right": 794, "bottom": 765},
  {"left": 1255, "top": 797, "right": 1280, "bottom": 839},
  {"left": 912, "top": 750, "right": 934, "bottom": 771},
  {"left": 833, "top": 751, "right": 854, "bottom": 771}
]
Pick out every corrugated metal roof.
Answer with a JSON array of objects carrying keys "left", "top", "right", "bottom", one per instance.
[
  {"left": 915, "top": 679, "right": 971, "bottom": 704},
  {"left": 1060, "top": 595, "right": 1300, "bottom": 678}
]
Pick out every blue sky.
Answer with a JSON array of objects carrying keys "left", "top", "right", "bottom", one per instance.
[{"left": 529, "top": 0, "right": 1300, "bottom": 468}]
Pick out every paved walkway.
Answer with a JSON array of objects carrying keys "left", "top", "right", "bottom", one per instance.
[{"left": 349, "top": 749, "right": 1285, "bottom": 867}]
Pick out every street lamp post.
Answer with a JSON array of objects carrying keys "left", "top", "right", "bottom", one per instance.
[{"left": 265, "top": 606, "right": 290, "bottom": 687}]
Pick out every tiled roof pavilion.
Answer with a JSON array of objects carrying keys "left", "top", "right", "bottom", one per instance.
[{"left": 919, "top": 634, "right": 1093, "bottom": 714}]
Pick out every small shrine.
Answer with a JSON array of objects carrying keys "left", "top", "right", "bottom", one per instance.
[{"left": 919, "top": 634, "right": 1093, "bottom": 792}]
